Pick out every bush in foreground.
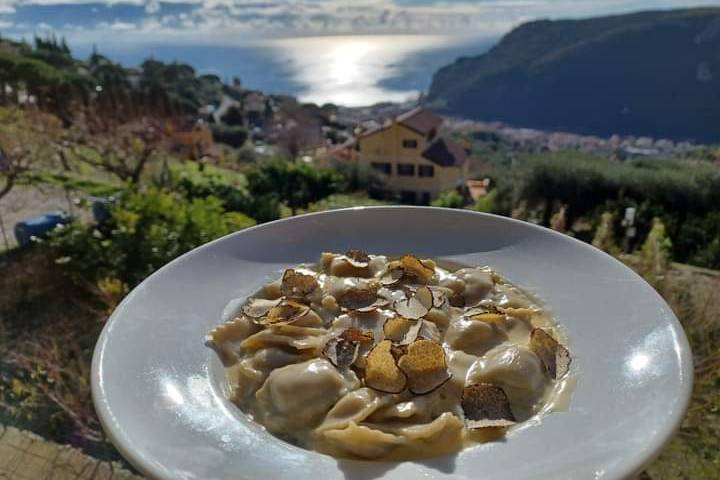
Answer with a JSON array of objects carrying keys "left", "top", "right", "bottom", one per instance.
[
  {"left": 431, "top": 190, "right": 466, "bottom": 209},
  {"left": 49, "top": 187, "right": 255, "bottom": 288}
]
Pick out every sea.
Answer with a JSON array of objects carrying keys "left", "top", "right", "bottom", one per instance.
[{"left": 72, "top": 34, "right": 494, "bottom": 107}]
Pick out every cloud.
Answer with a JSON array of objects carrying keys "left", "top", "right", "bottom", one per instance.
[
  {"left": 108, "top": 20, "right": 136, "bottom": 29},
  {"left": 0, "top": 0, "right": 718, "bottom": 43},
  {"left": 144, "top": 0, "right": 159, "bottom": 13}
]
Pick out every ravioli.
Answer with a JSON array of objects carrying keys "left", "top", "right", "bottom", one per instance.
[{"left": 206, "top": 251, "right": 574, "bottom": 460}]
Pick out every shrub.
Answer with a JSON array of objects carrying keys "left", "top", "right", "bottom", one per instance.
[
  {"left": 220, "top": 105, "right": 244, "bottom": 126},
  {"left": 246, "top": 158, "right": 341, "bottom": 215},
  {"left": 169, "top": 161, "right": 279, "bottom": 222},
  {"left": 431, "top": 190, "right": 466, "bottom": 208},
  {"left": 636, "top": 217, "right": 673, "bottom": 288},
  {"left": 473, "top": 190, "right": 498, "bottom": 213},
  {"left": 49, "top": 187, "right": 255, "bottom": 287},
  {"left": 549, "top": 205, "right": 568, "bottom": 233},
  {"left": 302, "top": 194, "right": 390, "bottom": 213},
  {"left": 691, "top": 238, "right": 720, "bottom": 270},
  {"left": 490, "top": 151, "right": 720, "bottom": 268},
  {"left": 592, "top": 211, "right": 620, "bottom": 255},
  {"left": 236, "top": 144, "right": 258, "bottom": 164}
]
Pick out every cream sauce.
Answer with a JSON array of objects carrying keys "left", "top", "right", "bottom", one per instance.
[{"left": 206, "top": 252, "right": 575, "bottom": 460}]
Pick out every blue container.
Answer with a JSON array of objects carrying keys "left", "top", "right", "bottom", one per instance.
[{"left": 14, "top": 211, "right": 70, "bottom": 247}]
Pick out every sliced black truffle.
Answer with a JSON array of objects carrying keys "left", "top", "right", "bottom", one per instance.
[
  {"left": 281, "top": 269, "right": 319, "bottom": 300},
  {"left": 530, "top": 328, "right": 571, "bottom": 379},
  {"left": 461, "top": 383, "right": 516, "bottom": 429},
  {"left": 364, "top": 340, "right": 408, "bottom": 393},
  {"left": 396, "top": 339, "right": 451, "bottom": 395}
]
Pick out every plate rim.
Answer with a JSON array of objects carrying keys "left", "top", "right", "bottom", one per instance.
[{"left": 91, "top": 206, "right": 694, "bottom": 479}]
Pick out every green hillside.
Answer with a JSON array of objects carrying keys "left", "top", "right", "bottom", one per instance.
[
  {"left": 427, "top": 8, "right": 720, "bottom": 143},
  {"left": 0, "top": 35, "right": 224, "bottom": 122}
]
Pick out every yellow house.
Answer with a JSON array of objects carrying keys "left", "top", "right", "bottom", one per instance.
[{"left": 336, "top": 108, "right": 469, "bottom": 204}]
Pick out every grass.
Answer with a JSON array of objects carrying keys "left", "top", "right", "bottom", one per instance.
[
  {"left": 0, "top": 248, "right": 119, "bottom": 463},
  {"left": 27, "top": 171, "right": 122, "bottom": 198}
]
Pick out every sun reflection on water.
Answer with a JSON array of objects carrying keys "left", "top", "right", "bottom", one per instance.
[{"left": 265, "top": 34, "right": 474, "bottom": 106}]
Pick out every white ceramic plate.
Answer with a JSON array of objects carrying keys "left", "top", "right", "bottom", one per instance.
[{"left": 91, "top": 207, "right": 692, "bottom": 480}]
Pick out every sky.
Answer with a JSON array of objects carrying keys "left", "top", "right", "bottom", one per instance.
[{"left": 0, "top": 0, "right": 718, "bottom": 46}]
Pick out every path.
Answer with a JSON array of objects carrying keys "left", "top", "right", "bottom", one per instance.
[{"left": 0, "top": 425, "right": 143, "bottom": 480}]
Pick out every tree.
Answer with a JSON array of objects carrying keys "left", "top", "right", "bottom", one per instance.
[
  {"left": 14, "top": 56, "right": 64, "bottom": 110},
  {"left": 331, "top": 159, "right": 386, "bottom": 197},
  {"left": 88, "top": 55, "right": 133, "bottom": 119},
  {"left": 275, "top": 104, "right": 323, "bottom": 161},
  {"left": 221, "top": 105, "right": 244, "bottom": 126},
  {"left": 0, "top": 143, "right": 26, "bottom": 201},
  {"left": 277, "top": 120, "right": 317, "bottom": 160},
  {"left": 0, "top": 108, "right": 61, "bottom": 201},
  {"left": 0, "top": 53, "right": 19, "bottom": 105},
  {"left": 31, "top": 35, "right": 76, "bottom": 71},
  {"left": 211, "top": 125, "right": 248, "bottom": 148},
  {"left": 65, "top": 116, "right": 164, "bottom": 187},
  {"left": 137, "top": 59, "right": 222, "bottom": 117},
  {"left": 138, "top": 59, "right": 172, "bottom": 116},
  {"left": 246, "top": 158, "right": 340, "bottom": 215},
  {"left": 549, "top": 204, "right": 568, "bottom": 233}
]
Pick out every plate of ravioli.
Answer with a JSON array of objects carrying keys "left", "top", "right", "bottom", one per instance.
[{"left": 92, "top": 207, "right": 692, "bottom": 480}]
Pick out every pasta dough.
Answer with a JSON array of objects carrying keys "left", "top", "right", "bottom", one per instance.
[{"left": 206, "top": 252, "right": 573, "bottom": 460}]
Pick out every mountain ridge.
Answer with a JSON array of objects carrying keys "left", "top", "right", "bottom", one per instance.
[{"left": 427, "top": 7, "right": 720, "bottom": 143}]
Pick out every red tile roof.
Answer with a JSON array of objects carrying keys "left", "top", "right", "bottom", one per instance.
[{"left": 397, "top": 107, "right": 442, "bottom": 136}]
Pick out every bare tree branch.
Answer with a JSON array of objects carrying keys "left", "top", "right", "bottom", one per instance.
[
  {"left": 68, "top": 116, "right": 163, "bottom": 187},
  {"left": 0, "top": 109, "right": 61, "bottom": 200},
  {"left": 0, "top": 175, "right": 14, "bottom": 201}
]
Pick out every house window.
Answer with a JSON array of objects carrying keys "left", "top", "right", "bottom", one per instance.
[
  {"left": 400, "top": 191, "right": 417, "bottom": 204},
  {"left": 397, "top": 163, "right": 415, "bottom": 176},
  {"left": 402, "top": 139, "right": 418, "bottom": 149},
  {"left": 418, "top": 165, "right": 434, "bottom": 178},
  {"left": 371, "top": 162, "right": 392, "bottom": 175},
  {"left": 420, "top": 192, "right": 431, "bottom": 205}
]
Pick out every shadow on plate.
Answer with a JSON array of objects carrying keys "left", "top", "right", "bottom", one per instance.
[
  {"left": 335, "top": 454, "right": 458, "bottom": 480},
  {"left": 216, "top": 208, "right": 527, "bottom": 265},
  {"left": 334, "top": 427, "right": 509, "bottom": 480}
]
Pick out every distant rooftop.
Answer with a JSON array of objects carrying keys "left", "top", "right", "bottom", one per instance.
[
  {"left": 396, "top": 107, "right": 442, "bottom": 136},
  {"left": 358, "top": 107, "right": 443, "bottom": 138}
]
